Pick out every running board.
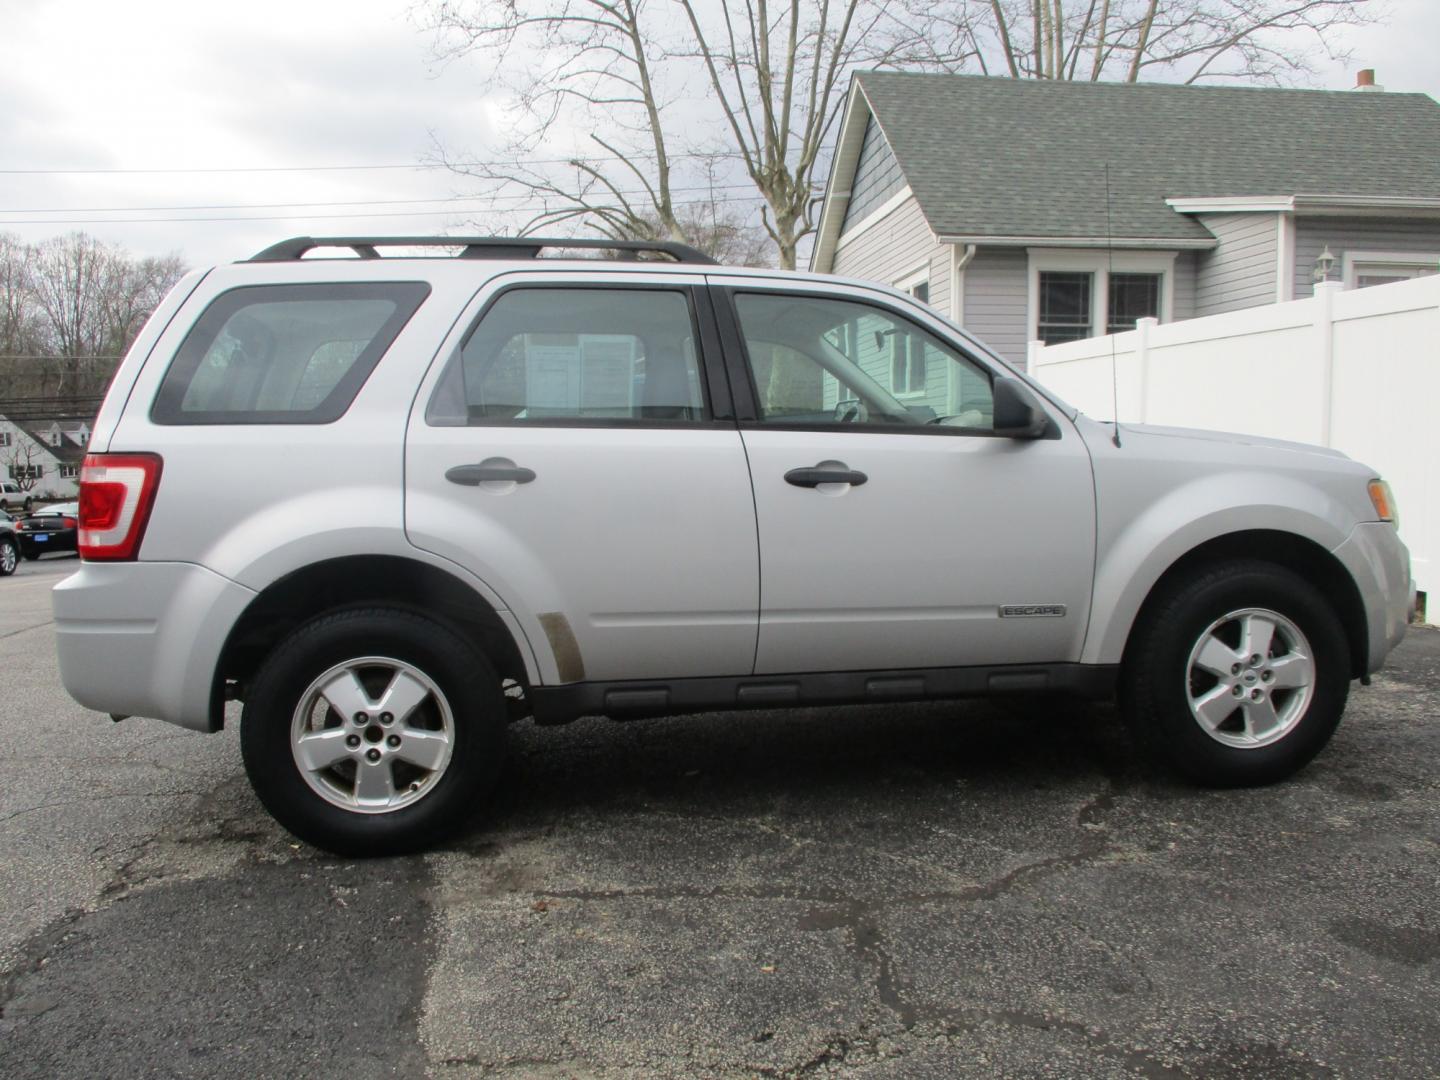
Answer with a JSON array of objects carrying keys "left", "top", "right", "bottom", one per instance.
[{"left": 528, "top": 663, "right": 1118, "bottom": 726}]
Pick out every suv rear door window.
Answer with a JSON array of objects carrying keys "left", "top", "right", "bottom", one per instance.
[
  {"left": 152, "top": 282, "right": 429, "bottom": 424},
  {"left": 426, "top": 287, "right": 707, "bottom": 425}
]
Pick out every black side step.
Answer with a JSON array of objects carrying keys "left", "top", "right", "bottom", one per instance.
[{"left": 528, "top": 663, "right": 1118, "bottom": 726}]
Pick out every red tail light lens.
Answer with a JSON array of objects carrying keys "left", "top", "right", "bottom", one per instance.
[
  {"left": 78, "top": 453, "right": 164, "bottom": 561},
  {"left": 62, "top": 517, "right": 77, "bottom": 529}
]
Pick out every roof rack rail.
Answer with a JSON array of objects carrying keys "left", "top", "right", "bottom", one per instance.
[{"left": 246, "top": 236, "right": 719, "bottom": 265}]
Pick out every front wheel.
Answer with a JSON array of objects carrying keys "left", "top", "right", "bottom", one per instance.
[
  {"left": 241, "top": 607, "right": 507, "bottom": 855},
  {"left": 1121, "top": 560, "right": 1350, "bottom": 787},
  {"left": 0, "top": 537, "right": 16, "bottom": 576}
]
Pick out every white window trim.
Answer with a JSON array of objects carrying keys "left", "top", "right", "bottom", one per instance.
[
  {"left": 1026, "top": 249, "right": 1177, "bottom": 343},
  {"left": 1342, "top": 249, "right": 1440, "bottom": 289},
  {"left": 894, "top": 264, "right": 930, "bottom": 297}
]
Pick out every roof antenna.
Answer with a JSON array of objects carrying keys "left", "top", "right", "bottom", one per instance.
[{"left": 1105, "top": 163, "right": 1122, "bottom": 448}]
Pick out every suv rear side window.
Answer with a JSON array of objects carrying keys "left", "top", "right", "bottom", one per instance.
[
  {"left": 426, "top": 287, "right": 707, "bottom": 426},
  {"left": 152, "top": 282, "right": 429, "bottom": 424}
]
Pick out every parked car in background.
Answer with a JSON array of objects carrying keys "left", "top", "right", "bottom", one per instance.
[
  {"left": 0, "top": 481, "right": 33, "bottom": 515},
  {"left": 16, "top": 501, "right": 79, "bottom": 560},
  {"left": 0, "top": 510, "right": 17, "bottom": 576}
]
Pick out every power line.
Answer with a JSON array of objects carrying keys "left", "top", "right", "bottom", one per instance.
[
  {"left": 0, "top": 193, "right": 762, "bottom": 227},
  {"left": 0, "top": 151, "right": 752, "bottom": 177},
  {"left": 2, "top": 184, "right": 760, "bottom": 216}
]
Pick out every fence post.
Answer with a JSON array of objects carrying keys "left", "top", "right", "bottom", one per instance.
[
  {"left": 1314, "top": 281, "right": 1342, "bottom": 446},
  {"left": 1135, "top": 317, "right": 1157, "bottom": 424}
]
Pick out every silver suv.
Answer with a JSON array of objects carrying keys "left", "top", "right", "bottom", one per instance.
[{"left": 54, "top": 236, "right": 1414, "bottom": 854}]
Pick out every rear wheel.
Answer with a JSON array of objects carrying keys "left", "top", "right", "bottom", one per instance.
[
  {"left": 0, "top": 537, "right": 16, "bottom": 576},
  {"left": 241, "top": 607, "right": 506, "bottom": 855},
  {"left": 1121, "top": 560, "right": 1350, "bottom": 786}
]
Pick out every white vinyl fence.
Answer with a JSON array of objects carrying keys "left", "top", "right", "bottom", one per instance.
[{"left": 1028, "top": 276, "right": 1439, "bottom": 600}]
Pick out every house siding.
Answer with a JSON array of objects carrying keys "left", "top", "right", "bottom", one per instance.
[
  {"left": 1293, "top": 216, "right": 1440, "bottom": 298},
  {"left": 1171, "top": 251, "right": 1197, "bottom": 321},
  {"left": 963, "top": 247, "right": 1029, "bottom": 365},
  {"left": 1194, "top": 212, "right": 1280, "bottom": 316},
  {"left": 831, "top": 196, "right": 952, "bottom": 318},
  {"left": 840, "top": 116, "right": 906, "bottom": 231}
]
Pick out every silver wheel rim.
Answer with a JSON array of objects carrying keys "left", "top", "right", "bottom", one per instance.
[
  {"left": 1, "top": 541, "right": 15, "bottom": 574},
  {"left": 290, "top": 656, "right": 456, "bottom": 815},
  {"left": 1186, "top": 607, "right": 1316, "bottom": 749}
]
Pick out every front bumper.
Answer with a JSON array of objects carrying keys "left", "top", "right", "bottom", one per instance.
[
  {"left": 1331, "top": 522, "right": 1413, "bottom": 675},
  {"left": 53, "top": 561, "right": 257, "bottom": 731}
]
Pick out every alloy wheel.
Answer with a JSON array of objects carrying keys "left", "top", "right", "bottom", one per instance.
[
  {"left": 1185, "top": 607, "right": 1316, "bottom": 749},
  {"left": 290, "top": 656, "right": 456, "bottom": 814}
]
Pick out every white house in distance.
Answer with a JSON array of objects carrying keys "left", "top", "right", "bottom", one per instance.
[
  {"left": 0, "top": 415, "right": 88, "bottom": 498},
  {"left": 811, "top": 70, "right": 1440, "bottom": 366}
]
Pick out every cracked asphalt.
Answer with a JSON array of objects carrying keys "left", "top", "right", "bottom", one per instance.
[{"left": 2, "top": 557, "right": 1438, "bottom": 1077}]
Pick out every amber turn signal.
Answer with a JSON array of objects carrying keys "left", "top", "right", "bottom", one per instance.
[{"left": 1367, "top": 479, "right": 1398, "bottom": 526}]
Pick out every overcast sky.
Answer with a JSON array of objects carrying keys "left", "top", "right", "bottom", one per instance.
[{"left": 2, "top": 0, "right": 1436, "bottom": 268}]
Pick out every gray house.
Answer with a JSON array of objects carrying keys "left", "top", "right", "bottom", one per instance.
[{"left": 811, "top": 72, "right": 1440, "bottom": 366}]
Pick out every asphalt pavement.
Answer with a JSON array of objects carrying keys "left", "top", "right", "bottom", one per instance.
[{"left": 1, "top": 559, "right": 1437, "bottom": 1078}]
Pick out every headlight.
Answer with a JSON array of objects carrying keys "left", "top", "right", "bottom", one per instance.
[{"left": 1368, "top": 479, "right": 1398, "bottom": 527}]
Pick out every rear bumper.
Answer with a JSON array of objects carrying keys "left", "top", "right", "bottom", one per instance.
[
  {"left": 53, "top": 561, "right": 256, "bottom": 732},
  {"left": 18, "top": 531, "right": 77, "bottom": 557},
  {"left": 1331, "top": 522, "right": 1413, "bottom": 675}
]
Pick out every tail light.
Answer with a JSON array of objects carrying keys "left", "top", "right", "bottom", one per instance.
[
  {"left": 79, "top": 453, "right": 164, "bottom": 561},
  {"left": 62, "top": 517, "right": 77, "bottom": 529}
]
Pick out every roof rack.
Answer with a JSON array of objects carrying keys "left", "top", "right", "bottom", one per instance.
[{"left": 246, "top": 236, "right": 719, "bottom": 265}]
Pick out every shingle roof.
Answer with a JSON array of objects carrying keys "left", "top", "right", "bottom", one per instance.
[
  {"left": 11, "top": 421, "right": 87, "bottom": 465},
  {"left": 855, "top": 72, "right": 1440, "bottom": 243}
]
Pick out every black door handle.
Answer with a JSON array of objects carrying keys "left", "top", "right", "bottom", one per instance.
[
  {"left": 445, "top": 461, "right": 537, "bottom": 486},
  {"left": 784, "top": 462, "right": 868, "bottom": 488}
]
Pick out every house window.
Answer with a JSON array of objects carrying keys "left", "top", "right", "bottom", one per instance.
[
  {"left": 1107, "top": 273, "right": 1162, "bottom": 334},
  {"left": 9, "top": 465, "right": 42, "bottom": 482},
  {"left": 49, "top": 432, "right": 62, "bottom": 447},
  {"left": 0, "top": 432, "right": 10, "bottom": 447},
  {"left": 59, "top": 464, "right": 80, "bottom": 480},
  {"left": 1038, "top": 272, "right": 1094, "bottom": 343},
  {"left": 1342, "top": 250, "right": 1439, "bottom": 290},
  {"left": 1029, "top": 250, "right": 1176, "bottom": 346}
]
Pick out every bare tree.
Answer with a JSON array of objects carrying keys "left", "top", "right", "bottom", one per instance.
[
  {"left": 424, "top": 1, "right": 690, "bottom": 244},
  {"left": 0, "top": 236, "right": 44, "bottom": 364},
  {"left": 3, "top": 439, "right": 42, "bottom": 493},
  {"left": 0, "top": 233, "right": 186, "bottom": 413},
  {"left": 909, "top": 0, "right": 1377, "bottom": 84},
  {"left": 420, "top": 0, "right": 920, "bottom": 267}
]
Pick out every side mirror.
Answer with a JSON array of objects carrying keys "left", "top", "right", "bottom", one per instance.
[{"left": 992, "top": 377, "right": 1051, "bottom": 439}]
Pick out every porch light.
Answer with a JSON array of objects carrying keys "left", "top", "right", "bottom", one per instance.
[{"left": 1312, "top": 245, "right": 1337, "bottom": 283}]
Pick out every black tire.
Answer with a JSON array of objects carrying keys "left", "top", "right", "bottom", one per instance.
[
  {"left": 22, "top": 552, "right": 39, "bottom": 561},
  {"left": 1120, "top": 560, "right": 1350, "bottom": 787},
  {"left": 0, "top": 537, "right": 16, "bottom": 576},
  {"left": 241, "top": 607, "right": 507, "bottom": 855},
  {"left": 22, "top": 498, "right": 32, "bottom": 513}
]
